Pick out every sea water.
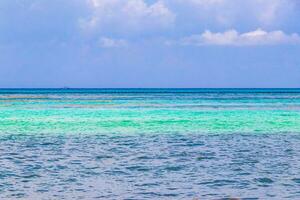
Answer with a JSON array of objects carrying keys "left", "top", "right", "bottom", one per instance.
[{"left": 0, "top": 89, "right": 299, "bottom": 199}]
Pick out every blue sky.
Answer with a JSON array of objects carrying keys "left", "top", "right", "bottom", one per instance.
[{"left": 1, "top": 0, "right": 300, "bottom": 88}]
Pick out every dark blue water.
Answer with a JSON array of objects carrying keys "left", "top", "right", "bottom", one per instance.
[
  {"left": 1, "top": 88, "right": 300, "bottom": 94},
  {"left": 0, "top": 134, "right": 299, "bottom": 199}
]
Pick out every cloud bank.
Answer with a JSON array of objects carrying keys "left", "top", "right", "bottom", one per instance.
[
  {"left": 1, "top": 0, "right": 299, "bottom": 48},
  {"left": 180, "top": 29, "right": 300, "bottom": 46},
  {"left": 174, "top": 0, "right": 294, "bottom": 25},
  {"left": 81, "top": 0, "right": 175, "bottom": 34}
]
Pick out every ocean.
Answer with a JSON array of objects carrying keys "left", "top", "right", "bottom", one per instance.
[{"left": 0, "top": 89, "right": 299, "bottom": 199}]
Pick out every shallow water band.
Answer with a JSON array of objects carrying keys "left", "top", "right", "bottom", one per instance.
[{"left": 1, "top": 89, "right": 300, "bottom": 135}]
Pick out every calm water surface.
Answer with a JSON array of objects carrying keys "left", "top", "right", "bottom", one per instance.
[{"left": 0, "top": 89, "right": 300, "bottom": 199}]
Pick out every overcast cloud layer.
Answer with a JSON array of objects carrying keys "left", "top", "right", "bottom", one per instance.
[{"left": 0, "top": 0, "right": 300, "bottom": 87}]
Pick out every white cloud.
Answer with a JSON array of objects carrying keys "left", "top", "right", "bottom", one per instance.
[
  {"left": 173, "top": 0, "right": 294, "bottom": 25},
  {"left": 81, "top": 0, "right": 175, "bottom": 34},
  {"left": 180, "top": 0, "right": 225, "bottom": 6},
  {"left": 98, "top": 37, "right": 127, "bottom": 48},
  {"left": 180, "top": 29, "right": 300, "bottom": 46}
]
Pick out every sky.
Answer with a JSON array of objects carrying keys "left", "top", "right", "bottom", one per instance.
[{"left": 0, "top": 0, "right": 300, "bottom": 88}]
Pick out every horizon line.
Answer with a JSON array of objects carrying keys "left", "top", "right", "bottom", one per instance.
[{"left": 0, "top": 87, "right": 300, "bottom": 90}]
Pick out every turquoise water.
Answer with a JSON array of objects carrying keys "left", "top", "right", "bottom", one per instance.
[{"left": 0, "top": 89, "right": 300, "bottom": 199}]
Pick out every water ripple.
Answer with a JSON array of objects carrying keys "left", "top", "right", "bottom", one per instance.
[{"left": 0, "top": 134, "right": 299, "bottom": 199}]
